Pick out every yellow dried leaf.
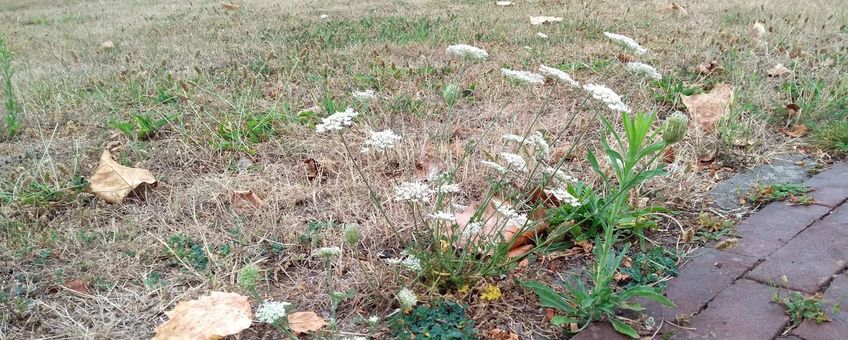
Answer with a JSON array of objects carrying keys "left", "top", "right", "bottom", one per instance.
[
  {"left": 681, "top": 83, "right": 734, "bottom": 132},
  {"left": 767, "top": 63, "right": 792, "bottom": 77},
  {"left": 153, "top": 291, "right": 252, "bottom": 340},
  {"left": 288, "top": 311, "right": 327, "bottom": 334},
  {"left": 231, "top": 190, "right": 264, "bottom": 210},
  {"left": 88, "top": 150, "right": 156, "bottom": 203}
]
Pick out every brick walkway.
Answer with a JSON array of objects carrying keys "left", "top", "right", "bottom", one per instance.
[{"left": 573, "top": 162, "right": 848, "bottom": 340}]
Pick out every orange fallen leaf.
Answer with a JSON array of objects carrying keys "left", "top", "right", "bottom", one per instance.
[
  {"left": 88, "top": 150, "right": 156, "bottom": 203},
  {"left": 66, "top": 279, "right": 91, "bottom": 295},
  {"left": 681, "top": 83, "right": 734, "bottom": 132},
  {"left": 661, "top": 146, "right": 676, "bottom": 163},
  {"left": 780, "top": 124, "right": 809, "bottom": 138},
  {"left": 617, "top": 52, "right": 636, "bottom": 63},
  {"left": 288, "top": 311, "right": 327, "bottom": 334},
  {"left": 153, "top": 291, "right": 252, "bottom": 340},
  {"left": 785, "top": 103, "right": 801, "bottom": 116},
  {"left": 507, "top": 244, "right": 534, "bottom": 258},
  {"left": 767, "top": 63, "right": 792, "bottom": 77},
  {"left": 613, "top": 272, "right": 630, "bottom": 282},
  {"left": 231, "top": 190, "right": 264, "bottom": 210},
  {"left": 221, "top": 2, "right": 240, "bottom": 10},
  {"left": 545, "top": 308, "right": 556, "bottom": 321}
]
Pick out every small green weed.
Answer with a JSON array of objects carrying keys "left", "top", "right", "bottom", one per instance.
[
  {"left": 165, "top": 234, "right": 209, "bottom": 270},
  {"left": 621, "top": 247, "right": 678, "bottom": 288},
  {"left": 390, "top": 299, "right": 477, "bottom": 339},
  {"left": 690, "top": 213, "right": 735, "bottom": 243},
  {"left": 748, "top": 183, "right": 813, "bottom": 205},
  {"left": 811, "top": 121, "right": 848, "bottom": 156},
  {"left": 774, "top": 290, "right": 829, "bottom": 329},
  {"left": 652, "top": 77, "right": 703, "bottom": 109},
  {"left": 214, "top": 111, "right": 279, "bottom": 152},
  {"left": 111, "top": 113, "right": 174, "bottom": 140}
]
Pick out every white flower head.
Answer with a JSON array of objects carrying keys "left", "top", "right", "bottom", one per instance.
[
  {"left": 501, "top": 68, "right": 545, "bottom": 85},
  {"left": 316, "top": 108, "right": 359, "bottom": 133},
  {"left": 603, "top": 32, "right": 648, "bottom": 55},
  {"left": 437, "top": 183, "right": 461, "bottom": 194},
  {"left": 361, "top": 129, "right": 402, "bottom": 153},
  {"left": 500, "top": 152, "right": 528, "bottom": 172},
  {"left": 546, "top": 188, "right": 580, "bottom": 207},
  {"left": 481, "top": 160, "right": 508, "bottom": 174},
  {"left": 446, "top": 44, "right": 489, "bottom": 60},
  {"left": 428, "top": 211, "right": 456, "bottom": 223},
  {"left": 312, "top": 246, "right": 342, "bottom": 259},
  {"left": 582, "top": 83, "right": 630, "bottom": 112},
  {"left": 544, "top": 167, "right": 577, "bottom": 185},
  {"left": 462, "top": 221, "right": 485, "bottom": 238},
  {"left": 536, "top": 32, "right": 549, "bottom": 39},
  {"left": 625, "top": 62, "right": 662, "bottom": 80},
  {"left": 367, "top": 315, "right": 380, "bottom": 324},
  {"left": 503, "top": 132, "right": 550, "bottom": 159},
  {"left": 394, "top": 181, "right": 434, "bottom": 203},
  {"left": 539, "top": 65, "right": 579, "bottom": 87},
  {"left": 386, "top": 254, "right": 422, "bottom": 272},
  {"left": 397, "top": 288, "right": 418, "bottom": 310},
  {"left": 319, "top": 14, "right": 329, "bottom": 20},
  {"left": 255, "top": 301, "right": 291, "bottom": 324},
  {"left": 352, "top": 89, "right": 377, "bottom": 101}
]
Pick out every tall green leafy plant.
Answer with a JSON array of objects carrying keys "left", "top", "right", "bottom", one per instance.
[{"left": 525, "top": 111, "right": 687, "bottom": 338}]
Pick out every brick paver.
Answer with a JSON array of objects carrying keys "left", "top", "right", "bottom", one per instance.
[
  {"left": 792, "top": 273, "right": 848, "bottom": 339},
  {"left": 746, "top": 204, "right": 848, "bottom": 293},
  {"left": 570, "top": 323, "right": 630, "bottom": 340},
  {"left": 723, "top": 202, "right": 830, "bottom": 259},
  {"left": 570, "top": 163, "right": 847, "bottom": 339},
  {"left": 674, "top": 279, "right": 788, "bottom": 340},
  {"left": 805, "top": 162, "right": 848, "bottom": 207}
]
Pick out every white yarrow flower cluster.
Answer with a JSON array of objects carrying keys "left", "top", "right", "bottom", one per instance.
[
  {"left": 500, "top": 152, "right": 528, "bottom": 172},
  {"left": 397, "top": 288, "right": 418, "bottom": 310},
  {"left": 316, "top": 108, "right": 359, "bottom": 133},
  {"left": 436, "top": 183, "right": 461, "bottom": 194},
  {"left": 501, "top": 68, "right": 545, "bottom": 84},
  {"left": 502, "top": 132, "right": 551, "bottom": 159},
  {"left": 625, "top": 62, "right": 662, "bottom": 80},
  {"left": 462, "top": 221, "right": 485, "bottom": 238},
  {"left": 544, "top": 167, "right": 577, "bottom": 185},
  {"left": 481, "top": 160, "right": 508, "bottom": 174},
  {"left": 352, "top": 89, "right": 377, "bottom": 100},
  {"left": 428, "top": 211, "right": 457, "bottom": 223},
  {"left": 386, "top": 254, "right": 422, "bottom": 272},
  {"left": 536, "top": 32, "right": 549, "bottom": 39},
  {"left": 446, "top": 44, "right": 489, "bottom": 60},
  {"left": 492, "top": 199, "right": 528, "bottom": 227},
  {"left": 361, "top": 129, "right": 402, "bottom": 153},
  {"left": 582, "top": 83, "right": 630, "bottom": 112},
  {"left": 255, "top": 301, "right": 291, "bottom": 324},
  {"left": 312, "top": 246, "right": 342, "bottom": 259},
  {"left": 545, "top": 188, "right": 580, "bottom": 207},
  {"left": 603, "top": 32, "right": 648, "bottom": 55},
  {"left": 394, "top": 181, "right": 434, "bottom": 203},
  {"left": 539, "top": 65, "right": 579, "bottom": 87}
]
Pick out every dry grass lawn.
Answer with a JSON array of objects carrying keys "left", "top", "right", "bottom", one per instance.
[{"left": 1, "top": 0, "right": 846, "bottom": 338}]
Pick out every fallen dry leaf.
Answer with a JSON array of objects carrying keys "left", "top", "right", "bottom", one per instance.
[
  {"left": 617, "top": 52, "right": 636, "bottom": 63},
  {"left": 288, "top": 311, "right": 327, "bottom": 334},
  {"left": 681, "top": 83, "right": 734, "bottom": 132},
  {"left": 767, "top": 63, "right": 792, "bottom": 77},
  {"left": 575, "top": 239, "right": 593, "bottom": 253},
  {"left": 715, "top": 238, "right": 739, "bottom": 250},
  {"left": 231, "top": 190, "right": 264, "bottom": 210},
  {"left": 66, "top": 279, "right": 91, "bottom": 295},
  {"left": 658, "top": 2, "right": 688, "bottom": 15},
  {"left": 780, "top": 124, "right": 809, "bottom": 138},
  {"left": 545, "top": 308, "right": 556, "bottom": 321},
  {"left": 100, "top": 41, "right": 114, "bottom": 50},
  {"left": 530, "top": 16, "right": 563, "bottom": 25},
  {"left": 785, "top": 103, "right": 801, "bottom": 116},
  {"left": 414, "top": 156, "right": 446, "bottom": 181},
  {"left": 696, "top": 60, "right": 721, "bottom": 75},
  {"left": 153, "top": 291, "right": 252, "bottom": 340},
  {"left": 487, "top": 328, "right": 520, "bottom": 340},
  {"left": 613, "top": 272, "right": 630, "bottom": 282},
  {"left": 661, "top": 146, "right": 676, "bottom": 163},
  {"left": 221, "top": 2, "right": 240, "bottom": 10},
  {"left": 750, "top": 21, "right": 767, "bottom": 44},
  {"left": 622, "top": 256, "right": 632, "bottom": 268},
  {"left": 88, "top": 149, "right": 156, "bottom": 203}
]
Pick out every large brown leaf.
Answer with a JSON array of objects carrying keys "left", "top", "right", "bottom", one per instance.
[
  {"left": 288, "top": 311, "right": 327, "bottom": 334},
  {"left": 88, "top": 150, "right": 156, "bottom": 203},
  {"left": 153, "top": 292, "right": 252, "bottom": 340},
  {"left": 681, "top": 84, "right": 734, "bottom": 132}
]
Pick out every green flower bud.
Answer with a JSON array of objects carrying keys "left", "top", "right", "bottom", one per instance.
[
  {"left": 441, "top": 84, "right": 460, "bottom": 106},
  {"left": 343, "top": 224, "right": 361, "bottom": 246},
  {"left": 662, "top": 112, "right": 689, "bottom": 144},
  {"left": 238, "top": 264, "right": 260, "bottom": 293}
]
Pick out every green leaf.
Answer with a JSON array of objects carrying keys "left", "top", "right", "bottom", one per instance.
[
  {"left": 620, "top": 286, "right": 675, "bottom": 307},
  {"left": 522, "top": 281, "right": 572, "bottom": 312},
  {"left": 609, "top": 319, "right": 640, "bottom": 339},
  {"left": 550, "top": 315, "right": 574, "bottom": 326}
]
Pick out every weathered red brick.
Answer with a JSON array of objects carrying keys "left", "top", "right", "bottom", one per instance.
[
  {"left": 805, "top": 162, "right": 848, "bottom": 207},
  {"left": 745, "top": 208, "right": 848, "bottom": 292},
  {"left": 723, "top": 202, "right": 830, "bottom": 259},
  {"left": 571, "top": 322, "right": 631, "bottom": 340},
  {"left": 674, "top": 280, "right": 788, "bottom": 339},
  {"left": 792, "top": 273, "right": 848, "bottom": 339}
]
